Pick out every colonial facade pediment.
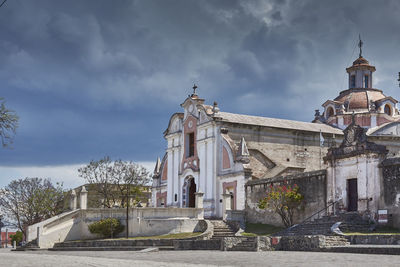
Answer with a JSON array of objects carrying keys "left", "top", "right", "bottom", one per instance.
[{"left": 164, "top": 113, "right": 183, "bottom": 137}]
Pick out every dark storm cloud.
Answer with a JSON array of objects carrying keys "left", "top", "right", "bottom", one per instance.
[{"left": 0, "top": 0, "right": 400, "bottom": 166}]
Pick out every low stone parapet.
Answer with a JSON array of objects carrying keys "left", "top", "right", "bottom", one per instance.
[
  {"left": 347, "top": 235, "right": 400, "bottom": 245},
  {"left": 173, "top": 239, "right": 222, "bottom": 250},
  {"left": 270, "top": 235, "right": 350, "bottom": 251}
]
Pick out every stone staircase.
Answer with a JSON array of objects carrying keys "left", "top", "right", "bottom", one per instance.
[
  {"left": 276, "top": 212, "right": 375, "bottom": 236},
  {"left": 210, "top": 220, "right": 257, "bottom": 251},
  {"left": 210, "top": 220, "right": 237, "bottom": 239}
]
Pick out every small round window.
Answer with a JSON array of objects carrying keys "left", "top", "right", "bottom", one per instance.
[{"left": 384, "top": 104, "right": 392, "bottom": 116}]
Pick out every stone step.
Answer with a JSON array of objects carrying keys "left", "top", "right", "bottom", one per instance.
[
  {"left": 320, "top": 245, "right": 400, "bottom": 255},
  {"left": 212, "top": 233, "right": 236, "bottom": 235},
  {"left": 53, "top": 239, "right": 174, "bottom": 248},
  {"left": 210, "top": 220, "right": 239, "bottom": 240},
  {"left": 226, "top": 245, "right": 257, "bottom": 252},
  {"left": 232, "top": 242, "right": 256, "bottom": 247}
]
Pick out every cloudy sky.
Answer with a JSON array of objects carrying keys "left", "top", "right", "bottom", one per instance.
[{"left": 1, "top": 0, "right": 400, "bottom": 188}]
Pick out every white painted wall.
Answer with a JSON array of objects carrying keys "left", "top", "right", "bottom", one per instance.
[{"left": 327, "top": 154, "right": 383, "bottom": 215}]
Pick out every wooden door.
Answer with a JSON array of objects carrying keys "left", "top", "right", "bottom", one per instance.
[
  {"left": 188, "top": 179, "right": 196, "bottom": 208},
  {"left": 347, "top": 178, "right": 358, "bottom": 212}
]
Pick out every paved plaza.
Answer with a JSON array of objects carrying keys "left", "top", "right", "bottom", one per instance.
[{"left": 1, "top": 248, "right": 400, "bottom": 267}]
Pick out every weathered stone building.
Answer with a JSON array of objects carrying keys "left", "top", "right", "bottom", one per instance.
[{"left": 152, "top": 44, "right": 400, "bottom": 228}]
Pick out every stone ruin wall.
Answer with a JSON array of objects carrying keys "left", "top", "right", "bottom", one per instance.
[
  {"left": 380, "top": 158, "right": 400, "bottom": 227},
  {"left": 245, "top": 170, "right": 327, "bottom": 227},
  {"left": 223, "top": 123, "right": 342, "bottom": 175}
]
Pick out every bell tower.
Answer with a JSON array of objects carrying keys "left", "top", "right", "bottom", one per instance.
[
  {"left": 346, "top": 36, "right": 376, "bottom": 89},
  {"left": 316, "top": 37, "right": 400, "bottom": 129}
]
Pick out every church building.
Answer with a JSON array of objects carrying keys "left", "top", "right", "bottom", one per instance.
[{"left": 152, "top": 41, "right": 400, "bottom": 227}]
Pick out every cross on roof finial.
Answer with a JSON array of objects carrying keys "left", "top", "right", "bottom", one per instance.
[
  {"left": 192, "top": 84, "right": 198, "bottom": 95},
  {"left": 358, "top": 34, "right": 363, "bottom": 58}
]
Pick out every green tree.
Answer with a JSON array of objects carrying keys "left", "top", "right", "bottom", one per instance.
[
  {"left": 0, "top": 97, "right": 19, "bottom": 147},
  {"left": 0, "top": 178, "right": 65, "bottom": 236},
  {"left": 10, "top": 231, "right": 23, "bottom": 245},
  {"left": 258, "top": 183, "right": 304, "bottom": 227}
]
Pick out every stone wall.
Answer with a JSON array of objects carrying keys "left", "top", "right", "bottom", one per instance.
[
  {"left": 380, "top": 158, "right": 400, "bottom": 227},
  {"left": 270, "top": 235, "right": 348, "bottom": 251},
  {"left": 226, "top": 125, "right": 339, "bottom": 175},
  {"left": 348, "top": 235, "right": 400, "bottom": 245},
  {"left": 245, "top": 170, "right": 327, "bottom": 226}
]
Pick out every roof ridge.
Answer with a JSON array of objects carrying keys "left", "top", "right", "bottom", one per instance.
[
  {"left": 218, "top": 111, "right": 316, "bottom": 124},
  {"left": 217, "top": 111, "right": 343, "bottom": 134}
]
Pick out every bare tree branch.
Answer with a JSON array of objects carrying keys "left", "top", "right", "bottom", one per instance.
[{"left": 0, "top": 0, "right": 7, "bottom": 9}]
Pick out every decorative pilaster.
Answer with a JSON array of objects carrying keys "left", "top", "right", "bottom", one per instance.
[
  {"left": 195, "top": 190, "right": 204, "bottom": 209},
  {"left": 70, "top": 189, "right": 77, "bottom": 210},
  {"left": 195, "top": 190, "right": 205, "bottom": 219},
  {"left": 79, "top": 186, "right": 88, "bottom": 210}
]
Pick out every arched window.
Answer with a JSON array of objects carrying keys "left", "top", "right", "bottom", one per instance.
[
  {"left": 364, "top": 75, "right": 369, "bottom": 88},
  {"left": 384, "top": 104, "right": 392, "bottom": 116},
  {"left": 350, "top": 75, "right": 356, "bottom": 88},
  {"left": 326, "top": 107, "right": 334, "bottom": 118}
]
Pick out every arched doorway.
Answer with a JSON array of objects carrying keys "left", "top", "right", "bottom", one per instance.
[{"left": 188, "top": 178, "right": 196, "bottom": 208}]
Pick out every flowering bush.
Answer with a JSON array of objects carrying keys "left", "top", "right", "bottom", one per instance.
[{"left": 258, "top": 183, "right": 304, "bottom": 227}]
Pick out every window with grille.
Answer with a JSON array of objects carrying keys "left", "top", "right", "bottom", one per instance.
[{"left": 186, "top": 132, "right": 195, "bottom": 157}]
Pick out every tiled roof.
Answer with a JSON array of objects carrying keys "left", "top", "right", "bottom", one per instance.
[
  {"left": 367, "top": 121, "right": 400, "bottom": 136},
  {"left": 353, "top": 56, "right": 369, "bottom": 65},
  {"left": 216, "top": 112, "right": 343, "bottom": 134}
]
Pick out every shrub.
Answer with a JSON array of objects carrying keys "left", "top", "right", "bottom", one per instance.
[
  {"left": 10, "top": 231, "right": 23, "bottom": 245},
  {"left": 88, "top": 218, "right": 124, "bottom": 238}
]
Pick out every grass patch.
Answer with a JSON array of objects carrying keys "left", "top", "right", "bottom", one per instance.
[{"left": 241, "top": 223, "right": 285, "bottom": 236}]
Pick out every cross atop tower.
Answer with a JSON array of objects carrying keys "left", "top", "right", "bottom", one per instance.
[
  {"left": 192, "top": 84, "right": 198, "bottom": 96},
  {"left": 358, "top": 34, "right": 363, "bottom": 58}
]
